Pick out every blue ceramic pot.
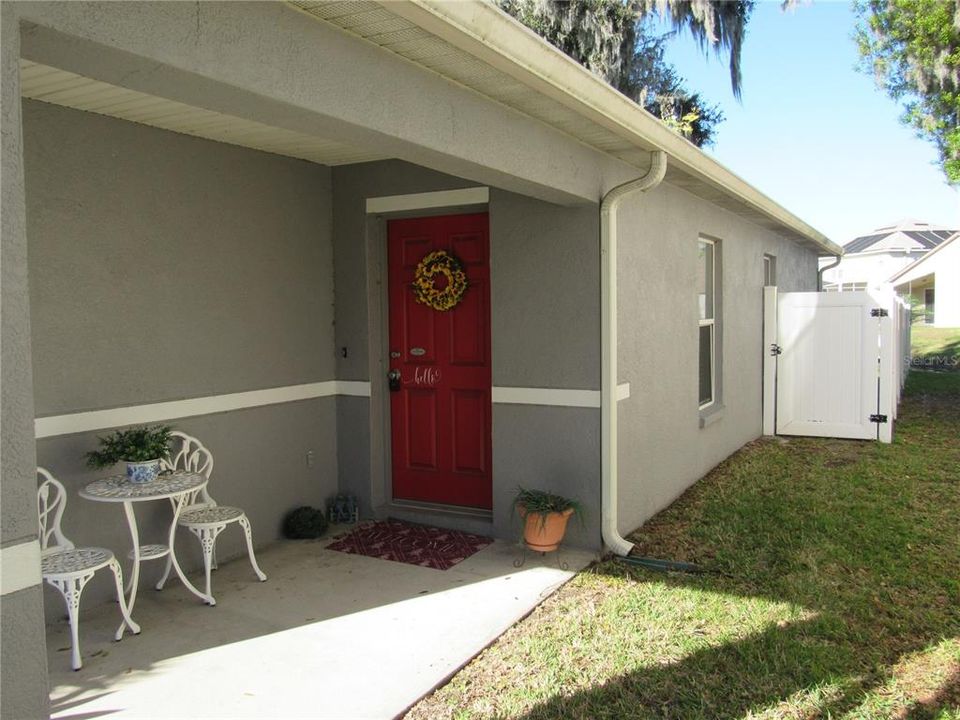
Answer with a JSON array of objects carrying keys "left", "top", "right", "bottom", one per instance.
[{"left": 126, "top": 459, "right": 160, "bottom": 483}]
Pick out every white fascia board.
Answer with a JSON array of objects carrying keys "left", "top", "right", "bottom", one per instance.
[{"left": 381, "top": 0, "right": 842, "bottom": 257}]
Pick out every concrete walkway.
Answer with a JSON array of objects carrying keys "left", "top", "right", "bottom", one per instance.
[{"left": 46, "top": 535, "right": 595, "bottom": 719}]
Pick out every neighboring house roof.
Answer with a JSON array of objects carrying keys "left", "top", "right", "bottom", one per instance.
[
  {"left": 289, "top": 1, "right": 842, "bottom": 256},
  {"left": 844, "top": 219, "right": 955, "bottom": 254},
  {"left": 888, "top": 231, "right": 960, "bottom": 285}
]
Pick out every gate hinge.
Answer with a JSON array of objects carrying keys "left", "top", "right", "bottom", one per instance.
[
  {"left": 869, "top": 414, "right": 888, "bottom": 424},
  {"left": 770, "top": 343, "right": 782, "bottom": 356},
  {"left": 870, "top": 308, "right": 889, "bottom": 317}
]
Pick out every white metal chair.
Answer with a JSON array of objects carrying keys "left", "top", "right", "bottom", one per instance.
[
  {"left": 157, "top": 431, "right": 266, "bottom": 602},
  {"left": 37, "top": 468, "right": 140, "bottom": 670}
]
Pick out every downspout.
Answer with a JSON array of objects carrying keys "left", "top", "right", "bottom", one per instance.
[
  {"left": 818, "top": 254, "right": 841, "bottom": 291},
  {"left": 600, "top": 151, "right": 667, "bottom": 556}
]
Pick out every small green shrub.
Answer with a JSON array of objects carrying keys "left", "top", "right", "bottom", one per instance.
[
  {"left": 283, "top": 506, "right": 328, "bottom": 539},
  {"left": 86, "top": 425, "right": 173, "bottom": 468},
  {"left": 513, "top": 487, "right": 580, "bottom": 517}
]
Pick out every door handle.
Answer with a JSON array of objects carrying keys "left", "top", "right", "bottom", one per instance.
[{"left": 387, "top": 369, "right": 402, "bottom": 392}]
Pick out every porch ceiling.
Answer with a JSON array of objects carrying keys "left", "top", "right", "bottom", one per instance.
[
  {"left": 290, "top": 0, "right": 654, "bottom": 168},
  {"left": 19, "top": 60, "right": 386, "bottom": 167}
]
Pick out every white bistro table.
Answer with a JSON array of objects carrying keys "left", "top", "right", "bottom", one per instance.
[{"left": 81, "top": 471, "right": 213, "bottom": 638}]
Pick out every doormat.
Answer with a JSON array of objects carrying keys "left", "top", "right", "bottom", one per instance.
[{"left": 326, "top": 519, "right": 493, "bottom": 571}]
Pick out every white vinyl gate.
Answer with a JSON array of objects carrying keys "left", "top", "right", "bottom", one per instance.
[{"left": 762, "top": 288, "right": 909, "bottom": 444}]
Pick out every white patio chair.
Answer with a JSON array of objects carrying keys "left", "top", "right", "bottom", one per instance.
[
  {"left": 157, "top": 431, "right": 266, "bottom": 602},
  {"left": 37, "top": 468, "right": 140, "bottom": 670}
]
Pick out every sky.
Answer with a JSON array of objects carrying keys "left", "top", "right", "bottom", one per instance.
[{"left": 652, "top": 0, "right": 960, "bottom": 245}]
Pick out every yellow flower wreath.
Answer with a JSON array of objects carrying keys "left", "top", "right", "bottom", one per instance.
[{"left": 412, "top": 250, "right": 468, "bottom": 312}]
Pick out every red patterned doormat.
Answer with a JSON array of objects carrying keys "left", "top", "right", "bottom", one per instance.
[{"left": 326, "top": 520, "right": 493, "bottom": 570}]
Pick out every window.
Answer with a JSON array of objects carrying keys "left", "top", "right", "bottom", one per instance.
[
  {"left": 763, "top": 254, "right": 777, "bottom": 286},
  {"left": 924, "top": 288, "right": 935, "bottom": 324},
  {"left": 698, "top": 238, "right": 718, "bottom": 409}
]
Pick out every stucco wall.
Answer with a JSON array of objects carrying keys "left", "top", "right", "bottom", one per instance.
[
  {"left": 23, "top": 100, "right": 339, "bottom": 619},
  {"left": 616, "top": 180, "right": 818, "bottom": 535},
  {"left": 331, "top": 161, "right": 602, "bottom": 547},
  {"left": 25, "top": 100, "right": 336, "bottom": 412},
  {"left": 1, "top": 8, "right": 49, "bottom": 718},
  {"left": 1, "top": 587, "right": 50, "bottom": 717}
]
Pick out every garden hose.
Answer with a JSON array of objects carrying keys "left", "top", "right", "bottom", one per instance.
[{"left": 616, "top": 555, "right": 711, "bottom": 574}]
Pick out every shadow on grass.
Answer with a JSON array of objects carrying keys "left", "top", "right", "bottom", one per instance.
[
  {"left": 512, "top": 372, "right": 960, "bottom": 719},
  {"left": 512, "top": 563, "right": 958, "bottom": 719},
  {"left": 513, "top": 618, "right": 875, "bottom": 719},
  {"left": 900, "top": 668, "right": 960, "bottom": 720}
]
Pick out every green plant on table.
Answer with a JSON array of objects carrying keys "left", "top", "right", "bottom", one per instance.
[{"left": 85, "top": 425, "right": 173, "bottom": 468}]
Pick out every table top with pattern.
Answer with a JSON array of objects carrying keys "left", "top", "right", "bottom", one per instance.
[{"left": 80, "top": 471, "right": 206, "bottom": 503}]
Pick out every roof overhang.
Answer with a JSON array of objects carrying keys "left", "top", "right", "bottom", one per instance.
[{"left": 293, "top": 0, "right": 841, "bottom": 256}]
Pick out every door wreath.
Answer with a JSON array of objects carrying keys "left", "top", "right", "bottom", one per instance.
[{"left": 412, "top": 250, "right": 468, "bottom": 311}]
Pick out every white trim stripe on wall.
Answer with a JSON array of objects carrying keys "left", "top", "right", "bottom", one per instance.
[
  {"left": 34, "top": 381, "right": 370, "bottom": 439},
  {"left": 492, "top": 383, "right": 630, "bottom": 408},
  {"left": 365, "top": 187, "right": 489, "bottom": 214},
  {"left": 34, "top": 381, "right": 630, "bottom": 438},
  {"left": 1, "top": 540, "right": 42, "bottom": 596}
]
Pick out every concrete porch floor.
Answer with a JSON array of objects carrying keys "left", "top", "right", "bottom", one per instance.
[{"left": 46, "top": 532, "right": 596, "bottom": 719}]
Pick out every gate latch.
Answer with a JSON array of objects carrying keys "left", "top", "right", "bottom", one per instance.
[
  {"left": 869, "top": 414, "right": 888, "bottom": 424},
  {"left": 770, "top": 343, "right": 782, "bottom": 356},
  {"left": 870, "top": 308, "right": 889, "bottom": 317}
]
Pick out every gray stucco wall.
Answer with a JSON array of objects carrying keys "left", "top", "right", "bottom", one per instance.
[
  {"left": 25, "top": 100, "right": 336, "bottom": 413},
  {"left": 616, "top": 181, "right": 818, "bottom": 535},
  {"left": 1, "top": 587, "right": 50, "bottom": 717},
  {"left": 1, "top": 7, "right": 49, "bottom": 718},
  {"left": 491, "top": 405, "right": 599, "bottom": 549},
  {"left": 331, "top": 161, "right": 602, "bottom": 547},
  {"left": 488, "top": 189, "right": 599, "bottom": 390},
  {"left": 23, "top": 101, "right": 339, "bottom": 618}
]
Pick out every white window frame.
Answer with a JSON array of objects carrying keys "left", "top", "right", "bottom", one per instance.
[{"left": 699, "top": 238, "right": 717, "bottom": 411}]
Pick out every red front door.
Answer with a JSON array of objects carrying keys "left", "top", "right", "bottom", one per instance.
[{"left": 388, "top": 213, "right": 492, "bottom": 509}]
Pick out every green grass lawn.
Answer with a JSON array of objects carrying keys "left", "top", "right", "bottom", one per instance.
[
  {"left": 911, "top": 326, "right": 960, "bottom": 371},
  {"left": 407, "top": 372, "right": 960, "bottom": 720}
]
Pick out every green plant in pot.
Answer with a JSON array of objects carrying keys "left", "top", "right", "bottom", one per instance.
[
  {"left": 86, "top": 425, "right": 173, "bottom": 484},
  {"left": 513, "top": 487, "right": 580, "bottom": 552}
]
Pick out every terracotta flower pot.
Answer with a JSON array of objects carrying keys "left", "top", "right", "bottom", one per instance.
[{"left": 520, "top": 506, "right": 575, "bottom": 552}]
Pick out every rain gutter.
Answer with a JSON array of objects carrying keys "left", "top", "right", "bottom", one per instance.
[
  {"left": 818, "top": 255, "right": 841, "bottom": 291},
  {"left": 600, "top": 151, "right": 667, "bottom": 556}
]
